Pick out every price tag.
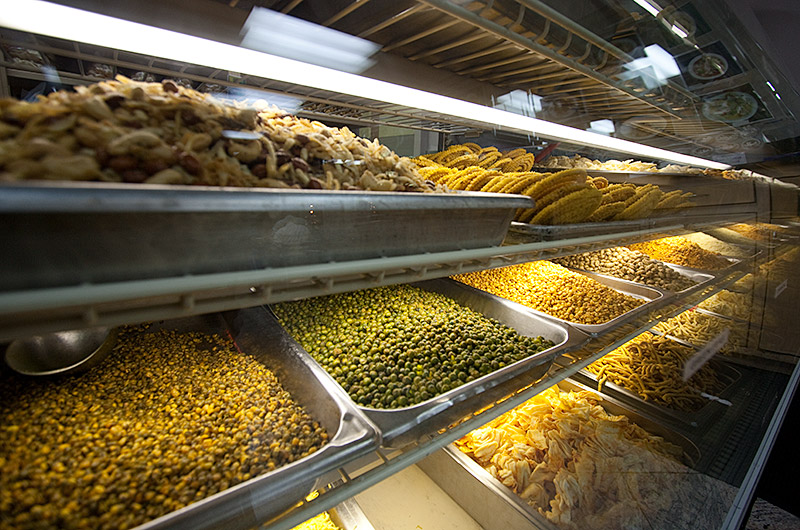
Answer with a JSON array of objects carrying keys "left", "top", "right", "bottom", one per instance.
[
  {"left": 775, "top": 279, "right": 788, "bottom": 298},
  {"left": 682, "top": 328, "right": 729, "bottom": 381}
]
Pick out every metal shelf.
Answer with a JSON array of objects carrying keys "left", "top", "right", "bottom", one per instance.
[
  {"left": 251, "top": 261, "right": 752, "bottom": 530},
  {"left": 0, "top": 210, "right": 751, "bottom": 341}
]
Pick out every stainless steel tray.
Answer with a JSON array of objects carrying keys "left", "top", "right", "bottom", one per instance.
[
  {"left": 451, "top": 270, "right": 664, "bottom": 336},
  {"left": 564, "top": 262, "right": 713, "bottom": 297},
  {"left": 554, "top": 270, "right": 665, "bottom": 335},
  {"left": 418, "top": 378, "right": 702, "bottom": 530},
  {"left": 135, "top": 309, "right": 380, "bottom": 530},
  {"left": 574, "top": 341, "right": 742, "bottom": 429},
  {"left": 0, "top": 181, "right": 532, "bottom": 292},
  {"left": 328, "top": 497, "right": 376, "bottom": 530},
  {"left": 271, "top": 278, "right": 589, "bottom": 448}
]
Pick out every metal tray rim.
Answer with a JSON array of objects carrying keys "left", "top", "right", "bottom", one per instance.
[{"left": 0, "top": 180, "right": 534, "bottom": 213}]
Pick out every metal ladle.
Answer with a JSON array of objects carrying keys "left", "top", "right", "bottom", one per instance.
[{"left": 4, "top": 327, "right": 118, "bottom": 376}]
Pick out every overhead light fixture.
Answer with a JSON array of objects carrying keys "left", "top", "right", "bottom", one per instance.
[
  {"left": 632, "top": 0, "right": 662, "bottom": 17},
  {"left": 588, "top": 120, "right": 615, "bottom": 136},
  {"left": 670, "top": 24, "right": 689, "bottom": 39},
  {"left": 0, "top": 0, "right": 730, "bottom": 170},
  {"left": 241, "top": 7, "right": 379, "bottom": 74}
]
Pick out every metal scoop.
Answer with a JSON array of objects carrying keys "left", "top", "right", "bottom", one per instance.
[{"left": 4, "top": 327, "right": 118, "bottom": 376}]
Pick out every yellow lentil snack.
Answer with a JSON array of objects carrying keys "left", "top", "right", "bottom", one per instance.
[
  {"left": 453, "top": 261, "right": 644, "bottom": 324},
  {"left": 585, "top": 333, "right": 725, "bottom": 411},
  {"left": 628, "top": 236, "right": 731, "bottom": 270},
  {"left": 0, "top": 325, "right": 328, "bottom": 530}
]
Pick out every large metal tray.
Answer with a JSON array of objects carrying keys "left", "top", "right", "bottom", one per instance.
[
  {"left": 0, "top": 181, "right": 532, "bottom": 292},
  {"left": 450, "top": 270, "right": 664, "bottom": 336},
  {"left": 574, "top": 337, "right": 742, "bottom": 429},
  {"left": 550, "top": 270, "right": 665, "bottom": 335},
  {"left": 271, "top": 278, "right": 589, "bottom": 448},
  {"left": 328, "top": 497, "right": 376, "bottom": 530},
  {"left": 418, "top": 378, "right": 702, "bottom": 530},
  {"left": 561, "top": 262, "right": 712, "bottom": 298},
  {"left": 134, "top": 310, "right": 380, "bottom": 530}
]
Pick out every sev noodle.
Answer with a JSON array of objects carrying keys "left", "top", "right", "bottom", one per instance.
[{"left": 586, "top": 333, "right": 725, "bottom": 412}]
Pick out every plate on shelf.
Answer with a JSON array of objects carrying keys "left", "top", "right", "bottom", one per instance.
[
  {"left": 702, "top": 91, "right": 759, "bottom": 123},
  {"left": 688, "top": 53, "right": 729, "bottom": 81}
]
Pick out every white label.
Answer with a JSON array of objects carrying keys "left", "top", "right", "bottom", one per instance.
[
  {"left": 700, "top": 392, "right": 732, "bottom": 406},
  {"left": 683, "top": 328, "right": 729, "bottom": 381},
  {"left": 775, "top": 279, "right": 788, "bottom": 298}
]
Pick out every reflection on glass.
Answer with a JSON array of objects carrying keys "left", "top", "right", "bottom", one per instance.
[
  {"left": 240, "top": 8, "right": 379, "bottom": 74},
  {"left": 620, "top": 44, "right": 680, "bottom": 89},
  {"left": 494, "top": 90, "right": 542, "bottom": 117},
  {"left": 587, "top": 119, "right": 615, "bottom": 136}
]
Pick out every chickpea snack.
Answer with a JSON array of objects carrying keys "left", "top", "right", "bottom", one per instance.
[{"left": 0, "top": 324, "right": 330, "bottom": 530}]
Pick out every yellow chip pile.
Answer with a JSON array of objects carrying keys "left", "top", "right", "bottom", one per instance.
[{"left": 457, "top": 385, "right": 687, "bottom": 529}]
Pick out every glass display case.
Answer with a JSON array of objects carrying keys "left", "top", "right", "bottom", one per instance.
[{"left": 1, "top": 1, "right": 798, "bottom": 529}]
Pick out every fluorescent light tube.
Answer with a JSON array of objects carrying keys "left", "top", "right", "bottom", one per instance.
[
  {"left": 632, "top": 0, "right": 662, "bottom": 17},
  {"left": 670, "top": 24, "right": 689, "bottom": 39},
  {"left": 0, "top": 0, "right": 729, "bottom": 169}
]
